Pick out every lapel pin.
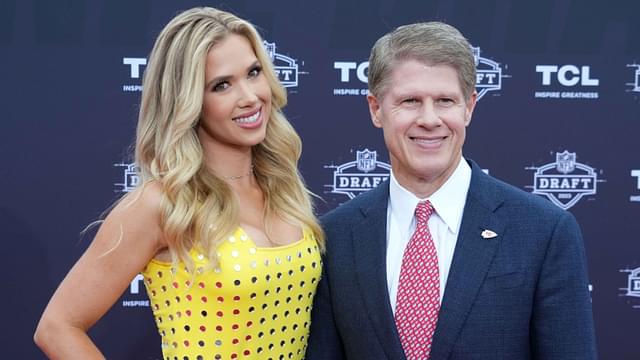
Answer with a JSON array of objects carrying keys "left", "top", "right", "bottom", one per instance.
[{"left": 481, "top": 229, "right": 498, "bottom": 239}]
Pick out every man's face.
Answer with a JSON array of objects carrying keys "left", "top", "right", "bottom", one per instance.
[{"left": 367, "top": 60, "right": 476, "bottom": 196}]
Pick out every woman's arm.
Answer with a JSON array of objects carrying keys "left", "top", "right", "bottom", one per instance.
[{"left": 34, "top": 183, "right": 165, "bottom": 359}]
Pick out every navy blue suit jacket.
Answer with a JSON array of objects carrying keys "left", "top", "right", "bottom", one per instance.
[{"left": 307, "top": 160, "right": 596, "bottom": 359}]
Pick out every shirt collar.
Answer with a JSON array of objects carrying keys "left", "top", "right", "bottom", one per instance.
[{"left": 389, "top": 157, "right": 472, "bottom": 235}]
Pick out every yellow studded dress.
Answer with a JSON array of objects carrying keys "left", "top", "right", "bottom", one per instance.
[{"left": 142, "top": 227, "right": 321, "bottom": 360}]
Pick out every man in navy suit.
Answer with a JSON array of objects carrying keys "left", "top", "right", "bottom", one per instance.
[{"left": 307, "top": 22, "right": 596, "bottom": 359}]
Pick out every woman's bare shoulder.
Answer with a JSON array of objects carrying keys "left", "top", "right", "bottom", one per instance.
[
  {"left": 107, "top": 180, "right": 166, "bottom": 248},
  {"left": 115, "top": 180, "right": 163, "bottom": 213}
]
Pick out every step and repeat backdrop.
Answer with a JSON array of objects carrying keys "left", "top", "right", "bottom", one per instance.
[{"left": 2, "top": 0, "right": 639, "bottom": 358}]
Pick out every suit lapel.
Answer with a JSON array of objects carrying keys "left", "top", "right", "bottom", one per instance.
[
  {"left": 352, "top": 182, "right": 407, "bottom": 360},
  {"left": 430, "top": 161, "right": 506, "bottom": 359}
]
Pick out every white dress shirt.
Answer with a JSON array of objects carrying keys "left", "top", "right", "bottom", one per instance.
[{"left": 386, "top": 157, "right": 472, "bottom": 313}]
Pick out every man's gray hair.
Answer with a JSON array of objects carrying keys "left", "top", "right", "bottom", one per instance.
[{"left": 368, "top": 21, "right": 476, "bottom": 101}]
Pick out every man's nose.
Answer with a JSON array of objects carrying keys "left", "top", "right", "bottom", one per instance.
[{"left": 416, "top": 101, "right": 442, "bottom": 128}]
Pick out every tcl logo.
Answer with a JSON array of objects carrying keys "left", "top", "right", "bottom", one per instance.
[
  {"left": 123, "top": 57, "right": 147, "bottom": 79},
  {"left": 334, "top": 61, "right": 369, "bottom": 83},
  {"left": 536, "top": 65, "right": 599, "bottom": 86}
]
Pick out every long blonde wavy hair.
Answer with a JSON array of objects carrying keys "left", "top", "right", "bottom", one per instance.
[{"left": 134, "top": 7, "right": 324, "bottom": 269}]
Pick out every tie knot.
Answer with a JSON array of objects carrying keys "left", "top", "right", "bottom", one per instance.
[{"left": 415, "top": 200, "right": 434, "bottom": 224}]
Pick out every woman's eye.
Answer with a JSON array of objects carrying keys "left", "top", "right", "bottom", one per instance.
[
  {"left": 213, "top": 82, "right": 230, "bottom": 92},
  {"left": 403, "top": 98, "right": 418, "bottom": 104},
  {"left": 248, "top": 65, "right": 262, "bottom": 78}
]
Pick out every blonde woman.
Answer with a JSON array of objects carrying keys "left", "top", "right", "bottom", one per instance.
[{"left": 34, "top": 7, "right": 324, "bottom": 360}]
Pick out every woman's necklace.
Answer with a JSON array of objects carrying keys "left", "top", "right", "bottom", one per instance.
[{"left": 222, "top": 164, "right": 254, "bottom": 181}]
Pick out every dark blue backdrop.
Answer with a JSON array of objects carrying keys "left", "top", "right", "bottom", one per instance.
[{"left": 3, "top": 0, "right": 639, "bottom": 358}]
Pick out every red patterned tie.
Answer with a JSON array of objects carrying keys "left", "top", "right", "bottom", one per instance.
[{"left": 395, "top": 200, "right": 440, "bottom": 360}]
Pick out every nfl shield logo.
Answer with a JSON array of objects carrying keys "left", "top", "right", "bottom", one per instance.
[
  {"left": 356, "top": 150, "right": 377, "bottom": 172},
  {"left": 556, "top": 151, "right": 576, "bottom": 174},
  {"left": 529, "top": 150, "right": 599, "bottom": 210}
]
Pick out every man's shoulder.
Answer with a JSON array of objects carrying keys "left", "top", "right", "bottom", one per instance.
[{"left": 476, "top": 170, "right": 571, "bottom": 221}]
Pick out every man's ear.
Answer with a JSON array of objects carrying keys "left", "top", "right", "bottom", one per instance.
[
  {"left": 464, "top": 91, "right": 477, "bottom": 126},
  {"left": 367, "top": 94, "right": 383, "bottom": 128}
]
